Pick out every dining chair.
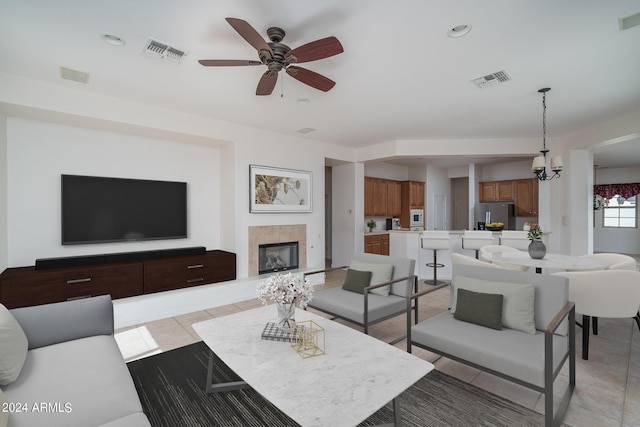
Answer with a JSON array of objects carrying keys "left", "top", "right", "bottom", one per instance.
[
  {"left": 553, "top": 270, "right": 640, "bottom": 360},
  {"left": 461, "top": 230, "right": 493, "bottom": 259}
]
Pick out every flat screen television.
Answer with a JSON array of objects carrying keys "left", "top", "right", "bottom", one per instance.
[{"left": 61, "top": 174, "right": 187, "bottom": 245}]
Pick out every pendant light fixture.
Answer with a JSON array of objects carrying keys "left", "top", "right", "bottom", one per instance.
[{"left": 531, "top": 88, "right": 563, "bottom": 181}]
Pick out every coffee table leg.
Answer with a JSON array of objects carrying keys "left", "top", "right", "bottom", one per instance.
[
  {"left": 372, "top": 398, "right": 402, "bottom": 427},
  {"left": 205, "top": 350, "right": 249, "bottom": 393}
]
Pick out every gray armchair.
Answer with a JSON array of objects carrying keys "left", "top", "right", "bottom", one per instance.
[{"left": 304, "top": 253, "right": 428, "bottom": 344}]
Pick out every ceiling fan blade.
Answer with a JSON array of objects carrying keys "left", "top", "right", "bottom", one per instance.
[
  {"left": 198, "top": 59, "right": 262, "bottom": 66},
  {"left": 226, "top": 18, "right": 273, "bottom": 56},
  {"left": 285, "top": 36, "right": 343, "bottom": 63},
  {"left": 256, "top": 70, "right": 278, "bottom": 96},
  {"left": 286, "top": 66, "right": 336, "bottom": 92}
]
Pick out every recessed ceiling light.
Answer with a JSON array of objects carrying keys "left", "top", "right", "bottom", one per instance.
[
  {"left": 101, "top": 34, "right": 125, "bottom": 46},
  {"left": 447, "top": 24, "right": 472, "bottom": 38}
]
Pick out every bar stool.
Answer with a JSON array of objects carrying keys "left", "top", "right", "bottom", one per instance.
[
  {"left": 499, "top": 230, "right": 530, "bottom": 250},
  {"left": 461, "top": 230, "right": 493, "bottom": 259},
  {"left": 421, "top": 231, "right": 450, "bottom": 285}
]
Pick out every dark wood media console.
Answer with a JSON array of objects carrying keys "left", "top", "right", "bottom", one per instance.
[{"left": 0, "top": 250, "right": 236, "bottom": 309}]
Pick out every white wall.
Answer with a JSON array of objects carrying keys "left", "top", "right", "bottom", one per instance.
[
  {"left": 6, "top": 118, "right": 222, "bottom": 267},
  {"left": 0, "top": 112, "right": 7, "bottom": 271},
  {"left": 331, "top": 162, "right": 360, "bottom": 267}
]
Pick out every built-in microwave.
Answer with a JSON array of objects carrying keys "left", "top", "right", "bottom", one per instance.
[{"left": 410, "top": 209, "right": 424, "bottom": 230}]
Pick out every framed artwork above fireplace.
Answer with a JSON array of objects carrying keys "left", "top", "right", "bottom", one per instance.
[{"left": 250, "top": 165, "right": 312, "bottom": 213}]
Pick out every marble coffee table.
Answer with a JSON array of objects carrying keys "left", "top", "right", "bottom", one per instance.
[{"left": 192, "top": 305, "right": 433, "bottom": 427}]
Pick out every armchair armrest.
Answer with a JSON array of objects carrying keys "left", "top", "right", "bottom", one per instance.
[
  {"left": 408, "top": 282, "right": 450, "bottom": 301},
  {"left": 10, "top": 294, "right": 114, "bottom": 350},
  {"left": 544, "top": 301, "right": 575, "bottom": 334}
]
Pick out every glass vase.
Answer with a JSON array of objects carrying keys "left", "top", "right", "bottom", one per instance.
[
  {"left": 277, "top": 301, "right": 296, "bottom": 331},
  {"left": 528, "top": 240, "right": 547, "bottom": 259}
]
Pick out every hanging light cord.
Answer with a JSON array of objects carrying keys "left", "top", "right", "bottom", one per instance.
[{"left": 541, "top": 90, "right": 547, "bottom": 152}]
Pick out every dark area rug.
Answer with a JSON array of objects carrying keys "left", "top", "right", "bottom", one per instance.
[{"left": 127, "top": 341, "right": 551, "bottom": 427}]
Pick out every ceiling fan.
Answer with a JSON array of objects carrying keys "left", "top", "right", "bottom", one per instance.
[{"left": 199, "top": 18, "right": 344, "bottom": 96}]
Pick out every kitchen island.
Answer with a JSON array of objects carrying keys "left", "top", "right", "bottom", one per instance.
[{"left": 389, "top": 230, "right": 549, "bottom": 281}]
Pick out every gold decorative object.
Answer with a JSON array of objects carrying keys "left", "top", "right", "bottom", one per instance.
[{"left": 290, "top": 320, "right": 325, "bottom": 358}]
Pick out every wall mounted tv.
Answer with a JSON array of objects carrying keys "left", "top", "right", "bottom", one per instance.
[{"left": 61, "top": 174, "right": 187, "bottom": 245}]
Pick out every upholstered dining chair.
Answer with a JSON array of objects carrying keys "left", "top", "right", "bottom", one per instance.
[
  {"left": 451, "top": 252, "right": 502, "bottom": 269},
  {"left": 553, "top": 270, "right": 640, "bottom": 360},
  {"left": 479, "top": 245, "right": 529, "bottom": 271}
]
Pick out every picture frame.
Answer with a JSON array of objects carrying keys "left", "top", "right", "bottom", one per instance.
[{"left": 250, "top": 165, "right": 312, "bottom": 213}]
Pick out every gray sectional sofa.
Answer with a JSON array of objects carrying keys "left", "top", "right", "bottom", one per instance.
[{"left": 0, "top": 295, "right": 150, "bottom": 427}]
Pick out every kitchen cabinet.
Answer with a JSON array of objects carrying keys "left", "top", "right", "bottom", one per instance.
[
  {"left": 400, "top": 180, "right": 425, "bottom": 228},
  {"left": 364, "top": 177, "right": 401, "bottom": 217},
  {"left": 514, "top": 178, "right": 539, "bottom": 216},
  {"left": 479, "top": 180, "right": 515, "bottom": 202},
  {"left": 364, "top": 233, "right": 389, "bottom": 255}
]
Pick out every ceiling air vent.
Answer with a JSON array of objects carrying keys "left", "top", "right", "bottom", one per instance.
[
  {"left": 471, "top": 70, "right": 511, "bottom": 88},
  {"left": 619, "top": 11, "right": 640, "bottom": 31},
  {"left": 60, "top": 66, "right": 90, "bottom": 84},
  {"left": 143, "top": 38, "right": 188, "bottom": 63}
]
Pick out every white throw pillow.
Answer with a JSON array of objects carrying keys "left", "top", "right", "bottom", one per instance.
[
  {"left": 349, "top": 260, "right": 394, "bottom": 296},
  {"left": 0, "top": 388, "right": 8, "bottom": 427},
  {"left": 0, "top": 304, "right": 29, "bottom": 385},
  {"left": 451, "top": 275, "right": 536, "bottom": 334}
]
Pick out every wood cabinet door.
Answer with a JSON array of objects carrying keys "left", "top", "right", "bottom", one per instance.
[
  {"left": 364, "top": 177, "right": 375, "bottom": 216},
  {"left": 410, "top": 181, "right": 425, "bottom": 207},
  {"left": 387, "top": 180, "right": 402, "bottom": 217},
  {"left": 479, "top": 182, "right": 497, "bottom": 202},
  {"left": 497, "top": 181, "right": 515, "bottom": 201},
  {"left": 372, "top": 179, "right": 388, "bottom": 216},
  {"left": 381, "top": 234, "right": 390, "bottom": 255},
  {"left": 515, "top": 179, "right": 537, "bottom": 216}
]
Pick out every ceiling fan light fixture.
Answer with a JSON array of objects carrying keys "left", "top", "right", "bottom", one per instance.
[{"left": 448, "top": 24, "right": 472, "bottom": 38}]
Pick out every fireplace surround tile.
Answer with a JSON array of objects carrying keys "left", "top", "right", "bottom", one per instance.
[{"left": 248, "top": 225, "right": 307, "bottom": 276}]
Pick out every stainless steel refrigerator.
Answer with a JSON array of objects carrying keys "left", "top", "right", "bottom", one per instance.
[{"left": 475, "top": 202, "right": 516, "bottom": 230}]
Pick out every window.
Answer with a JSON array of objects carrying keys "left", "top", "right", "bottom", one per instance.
[{"left": 603, "top": 195, "right": 637, "bottom": 228}]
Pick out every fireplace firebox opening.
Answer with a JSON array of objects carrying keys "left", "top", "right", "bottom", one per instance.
[{"left": 258, "top": 241, "right": 300, "bottom": 275}]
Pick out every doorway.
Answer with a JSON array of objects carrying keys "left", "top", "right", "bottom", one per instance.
[{"left": 452, "top": 177, "right": 469, "bottom": 230}]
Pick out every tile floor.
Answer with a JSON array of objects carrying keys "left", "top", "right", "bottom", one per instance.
[{"left": 115, "top": 268, "right": 640, "bottom": 427}]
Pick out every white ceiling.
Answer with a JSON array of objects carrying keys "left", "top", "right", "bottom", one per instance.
[{"left": 1, "top": 0, "right": 639, "bottom": 167}]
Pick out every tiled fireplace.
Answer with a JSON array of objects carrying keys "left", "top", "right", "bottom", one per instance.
[{"left": 248, "top": 224, "right": 306, "bottom": 276}]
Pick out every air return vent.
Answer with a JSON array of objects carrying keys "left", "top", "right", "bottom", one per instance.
[
  {"left": 143, "top": 38, "right": 187, "bottom": 63},
  {"left": 60, "top": 66, "right": 90, "bottom": 83},
  {"left": 471, "top": 70, "right": 511, "bottom": 88},
  {"left": 619, "top": 11, "right": 640, "bottom": 31}
]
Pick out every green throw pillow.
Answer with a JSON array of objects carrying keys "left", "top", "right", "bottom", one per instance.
[
  {"left": 453, "top": 288, "right": 503, "bottom": 330},
  {"left": 341, "top": 269, "right": 372, "bottom": 294}
]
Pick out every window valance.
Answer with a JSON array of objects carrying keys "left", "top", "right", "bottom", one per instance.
[{"left": 593, "top": 183, "right": 640, "bottom": 200}]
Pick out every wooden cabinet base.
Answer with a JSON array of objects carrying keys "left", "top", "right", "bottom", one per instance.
[{"left": 0, "top": 250, "right": 236, "bottom": 309}]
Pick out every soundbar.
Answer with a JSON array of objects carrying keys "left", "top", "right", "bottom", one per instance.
[{"left": 35, "top": 246, "right": 207, "bottom": 270}]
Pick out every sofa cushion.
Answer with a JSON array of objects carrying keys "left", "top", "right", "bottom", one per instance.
[
  {"left": 454, "top": 289, "right": 503, "bottom": 330},
  {"left": 452, "top": 276, "right": 536, "bottom": 334},
  {"left": 0, "top": 304, "right": 28, "bottom": 386},
  {"left": 2, "top": 335, "right": 144, "bottom": 427},
  {"left": 350, "top": 260, "right": 394, "bottom": 296},
  {"left": 341, "top": 269, "right": 372, "bottom": 294}
]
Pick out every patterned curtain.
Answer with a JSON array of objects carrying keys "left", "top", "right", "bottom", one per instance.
[{"left": 593, "top": 183, "right": 640, "bottom": 199}]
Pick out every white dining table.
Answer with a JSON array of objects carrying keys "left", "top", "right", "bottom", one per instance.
[{"left": 482, "top": 251, "right": 609, "bottom": 273}]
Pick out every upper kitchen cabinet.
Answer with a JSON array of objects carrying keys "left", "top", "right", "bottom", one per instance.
[
  {"left": 514, "top": 178, "right": 539, "bottom": 216},
  {"left": 364, "top": 177, "right": 401, "bottom": 216},
  {"left": 402, "top": 180, "right": 425, "bottom": 207},
  {"left": 479, "top": 180, "right": 515, "bottom": 202}
]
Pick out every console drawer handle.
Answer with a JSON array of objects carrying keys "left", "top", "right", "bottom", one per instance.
[
  {"left": 187, "top": 264, "right": 204, "bottom": 269},
  {"left": 187, "top": 278, "right": 204, "bottom": 284},
  {"left": 66, "top": 278, "right": 92, "bottom": 284}
]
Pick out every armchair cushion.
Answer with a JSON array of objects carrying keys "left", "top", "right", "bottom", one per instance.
[
  {"left": 454, "top": 289, "right": 503, "bottom": 330},
  {"left": 341, "top": 269, "right": 372, "bottom": 294},
  {"left": 349, "top": 260, "right": 394, "bottom": 296},
  {"left": 452, "top": 276, "right": 536, "bottom": 334},
  {"left": 0, "top": 304, "right": 28, "bottom": 386}
]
